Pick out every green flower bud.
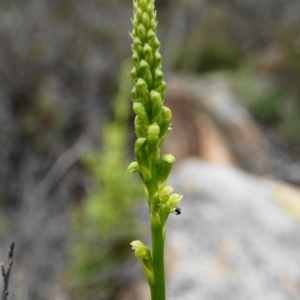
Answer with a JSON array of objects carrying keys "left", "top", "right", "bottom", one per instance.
[
  {"left": 144, "top": 69, "right": 153, "bottom": 87},
  {"left": 135, "top": 78, "right": 148, "bottom": 96},
  {"left": 136, "top": 7, "right": 143, "bottom": 21},
  {"left": 159, "top": 120, "right": 171, "bottom": 141},
  {"left": 135, "top": 137, "right": 147, "bottom": 151},
  {"left": 127, "top": 161, "right": 140, "bottom": 173},
  {"left": 146, "top": 3, "right": 154, "bottom": 17},
  {"left": 132, "top": 37, "right": 143, "bottom": 54},
  {"left": 139, "top": 0, "right": 148, "bottom": 11},
  {"left": 143, "top": 43, "right": 152, "bottom": 55},
  {"left": 148, "top": 123, "right": 160, "bottom": 163},
  {"left": 157, "top": 154, "right": 175, "bottom": 185},
  {"left": 133, "top": 102, "right": 145, "bottom": 115},
  {"left": 162, "top": 106, "right": 171, "bottom": 120},
  {"left": 153, "top": 51, "right": 162, "bottom": 67},
  {"left": 150, "top": 90, "right": 162, "bottom": 119},
  {"left": 131, "top": 67, "right": 138, "bottom": 82},
  {"left": 131, "top": 240, "right": 149, "bottom": 259},
  {"left": 131, "top": 17, "right": 137, "bottom": 29},
  {"left": 135, "top": 247, "right": 148, "bottom": 260},
  {"left": 137, "top": 23, "right": 147, "bottom": 41},
  {"left": 132, "top": 52, "right": 140, "bottom": 67},
  {"left": 130, "top": 240, "right": 154, "bottom": 286},
  {"left": 157, "top": 185, "right": 174, "bottom": 203},
  {"left": 147, "top": 123, "right": 160, "bottom": 137},
  {"left": 147, "top": 29, "right": 155, "bottom": 44},
  {"left": 134, "top": 116, "right": 146, "bottom": 137},
  {"left": 150, "top": 18, "right": 157, "bottom": 30},
  {"left": 143, "top": 43, "right": 153, "bottom": 65},
  {"left": 156, "top": 81, "right": 167, "bottom": 99},
  {"left": 138, "top": 60, "right": 153, "bottom": 87},
  {"left": 142, "top": 12, "right": 150, "bottom": 28},
  {"left": 139, "top": 165, "right": 152, "bottom": 182},
  {"left": 133, "top": 1, "right": 138, "bottom": 11},
  {"left": 154, "top": 68, "right": 163, "bottom": 82},
  {"left": 133, "top": 102, "right": 149, "bottom": 126},
  {"left": 139, "top": 59, "right": 150, "bottom": 72},
  {"left": 152, "top": 38, "right": 160, "bottom": 52},
  {"left": 131, "top": 86, "right": 138, "bottom": 100},
  {"left": 135, "top": 138, "right": 149, "bottom": 170},
  {"left": 159, "top": 185, "right": 174, "bottom": 195},
  {"left": 159, "top": 106, "right": 172, "bottom": 139}
]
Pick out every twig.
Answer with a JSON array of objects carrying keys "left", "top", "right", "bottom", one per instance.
[{"left": 1, "top": 243, "right": 15, "bottom": 300}]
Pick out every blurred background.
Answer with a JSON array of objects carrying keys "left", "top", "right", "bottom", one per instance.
[{"left": 1, "top": 0, "right": 300, "bottom": 299}]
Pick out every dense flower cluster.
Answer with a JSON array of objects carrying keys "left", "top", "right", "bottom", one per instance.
[
  {"left": 129, "top": 0, "right": 182, "bottom": 213},
  {"left": 129, "top": 1, "right": 183, "bottom": 297}
]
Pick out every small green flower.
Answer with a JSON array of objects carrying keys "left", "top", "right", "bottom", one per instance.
[
  {"left": 168, "top": 193, "right": 183, "bottom": 208},
  {"left": 127, "top": 161, "right": 140, "bottom": 173},
  {"left": 157, "top": 154, "right": 175, "bottom": 185},
  {"left": 130, "top": 240, "right": 150, "bottom": 260},
  {"left": 130, "top": 240, "right": 154, "bottom": 286}
]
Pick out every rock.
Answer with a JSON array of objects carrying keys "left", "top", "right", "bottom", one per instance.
[
  {"left": 165, "top": 158, "right": 300, "bottom": 300},
  {"left": 164, "top": 74, "right": 270, "bottom": 174}
]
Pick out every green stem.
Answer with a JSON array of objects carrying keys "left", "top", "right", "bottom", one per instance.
[
  {"left": 151, "top": 222, "right": 165, "bottom": 300},
  {"left": 147, "top": 167, "right": 165, "bottom": 300}
]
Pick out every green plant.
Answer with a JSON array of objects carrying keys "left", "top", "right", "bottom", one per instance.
[
  {"left": 233, "top": 64, "right": 300, "bottom": 145},
  {"left": 128, "top": 1, "right": 183, "bottom": 299},
  {"left": 67, "top": 60, "right": 144, "bottom": 299}
]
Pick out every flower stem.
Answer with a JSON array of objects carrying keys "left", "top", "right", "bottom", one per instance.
[{"left": 151, "top": 223, "right": 165, "bottom": 300}]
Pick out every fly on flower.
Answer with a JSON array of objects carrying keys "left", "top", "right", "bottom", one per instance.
[{"left": 172, "top": 207, "right": 181, "bottom": 215}]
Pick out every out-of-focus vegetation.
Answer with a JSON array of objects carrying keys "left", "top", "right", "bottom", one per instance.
[
  {"left": 232, "top": 65, "right": 300, "bottom": 145},
  {"left": 171, "top": 2, "right": 300, "bottom": 146},
  {"left": 1, "top": 0, "right": 300, "bottom": 299},
  {"left": 66, "top": 61, "right": 144, "bottom": 299},
  {"left": 174, "top": 5, "right": 243, "bottom": 73}
]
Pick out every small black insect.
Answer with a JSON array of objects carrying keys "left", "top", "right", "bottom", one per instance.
[{"left": 174, "top": 207, "right": 181, "bottom": 215}]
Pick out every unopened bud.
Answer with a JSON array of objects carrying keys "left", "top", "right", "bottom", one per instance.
[
  {"left": 137, "top": 23, "right": 147, "bottom": 40},
  {"left": 135, "top": 78, "right": 148, "bottom": 96},
  {"left": 162, "top": 106, "right": 171, "bottom": 120},
  {"left": 147, "top": 29, "right": 155, "bottom": 44},
  {"left": 131, "top": 86, "right": 138, "bottom": 99},
  {"left": 150, "top": 91, "right": 162, "bottom": 119},
  {"left": 132, "top": 52, "right": 140, "bottom": 66},
  {"left": 147, "top": 123, "right": 160, "bottom": 163},
  {"left": 131, "top": 67, "right": 138, "bottom": 81},
  {"left": 153, "top": 51, "right": 162, "bottom": 67},
  {"left": 157, "top": 185, "right": 174, "bottom": 203},
  {"left": 147, "top": 123, "right": 160, "bottom": 137},
  {"left": 139, "top": 0, "right": 148, "bottom": 12},
  {"left": 133, "top": 102, "right": 145, "bottom": 115},
  {"left": 135, "top": 138, "right": 149, "bottom": 171},
  {"left": 139, "top": 165, "right": 152, "bottom": 182},
  {"left": 157, "top": 154, "right": 175, "bottom": 185},
  {"left": 154, "top": 68, "right": 163, "bottom": 82},
  {"left": 143, "top": 43, "right": 152, "bottom": 55},
  {"left": 127, "top": 162, "right": 140, "bottom": 173}
]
